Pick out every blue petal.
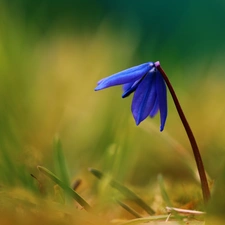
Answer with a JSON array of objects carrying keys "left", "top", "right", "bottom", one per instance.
[
  {"left": 131, "top": 69, "right": 157, "bottom": 125},
  {"left": 149, "top": 95, "right": 159, "bottom": 117},
  {"left": 156, "top": 71, "right": 167, "bottom": 131},
  {"left": 123, "top": 82, "right": 134, "bottom": 93},
  {"left": 122, "top": 78, "right": 143, "bottom": 98},
  {"left": 95, "top": 62, "right": 154, "bottom": 91}
]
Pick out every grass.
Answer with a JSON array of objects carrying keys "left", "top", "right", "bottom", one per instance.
[{"left": 1, "top": 8, "right": 225, "bottom": 225}]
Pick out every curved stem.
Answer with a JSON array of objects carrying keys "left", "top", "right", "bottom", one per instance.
[{"left": 155, "top": 61, "right": 210, "bottom": 204}]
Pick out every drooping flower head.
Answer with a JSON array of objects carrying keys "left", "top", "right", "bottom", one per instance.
[{"left": 95, "top": 62, "right": 167, "bottom": 131}]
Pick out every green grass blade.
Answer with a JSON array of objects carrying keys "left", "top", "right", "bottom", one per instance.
[
  {"left": 157, "top": 174, "right": 184, "bottom": 221},
  {"left": 157, "top": 174, "right": 172, "bottom": 206},
  {"left": 116, "top": 199, "right": 142, "bottom": 218},
  {"left": 53, "top": 137, "right": 70, "bottom": 186},
  {"left": 38, "top": 166, "right": 91, "bottom": 211},
  {"left": 89, "top": 168, "right": 155, "bottom": 215}
]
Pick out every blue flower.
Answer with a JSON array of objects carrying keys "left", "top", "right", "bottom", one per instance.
[{"left": 95, "top": 62, "right": 167, "bottom": 131}]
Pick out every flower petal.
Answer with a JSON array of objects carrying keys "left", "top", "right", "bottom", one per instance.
[
  {"left": 122, "top": 77, "right": 143, "bottom": 98},
  {"left": 149, "top": 95, "right": 159, "bottom": 117},
  {"left": 131, "top": 69, "right": 157, "bottom": 125},
  {"left": 123, "top": 82, "right": 134, "bottom": 93},
  {"left": 156, "top": 71, "right": 167, "bottom": 131},
  {"left": 95, "top": 62, "right": 154, "bottom": 91}
]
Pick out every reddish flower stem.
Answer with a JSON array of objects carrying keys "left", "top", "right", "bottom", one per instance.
[{"left": 155, "top": 61, "right": 210, "bottom": 204}]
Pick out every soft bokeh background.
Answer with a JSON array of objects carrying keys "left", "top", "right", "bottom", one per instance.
[{"left": 1, "top": 0, "right": 225, "bottom": 224}]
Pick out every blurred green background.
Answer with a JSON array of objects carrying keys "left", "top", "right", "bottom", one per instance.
[{"left": 1, "top": 0, "right": 225, "bottom": 223}]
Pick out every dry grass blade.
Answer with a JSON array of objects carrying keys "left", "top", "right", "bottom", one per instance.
[{"left": 115, "top": 215, "right": 173, "bottom": 225}]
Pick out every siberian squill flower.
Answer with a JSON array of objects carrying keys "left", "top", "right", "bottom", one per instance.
[{"left": 95, "top": 62, "right": 167, "bottom": 131}]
